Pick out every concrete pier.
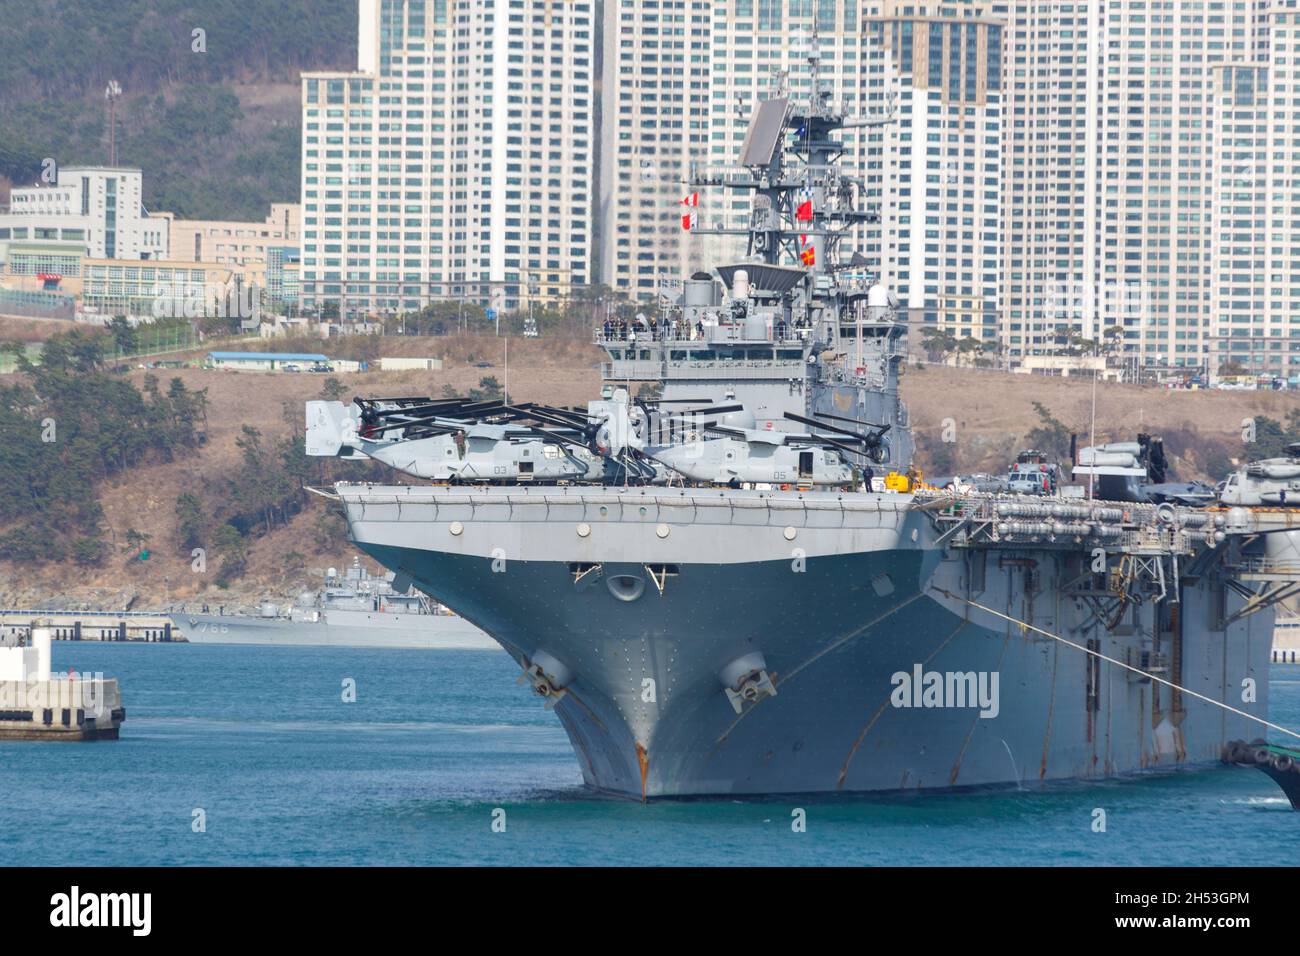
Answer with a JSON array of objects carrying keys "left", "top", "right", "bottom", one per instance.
[
  {"left": 0, "top": 610, "right": 177, "bottom": 643},
  {"left": 0, "top": 625, "right": 125, "bottom": 740}
]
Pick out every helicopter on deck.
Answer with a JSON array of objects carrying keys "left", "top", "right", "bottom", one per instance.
[
  {"left": 1220, "top": 441, "right": 1300, "bottom": 506},
  {"left": 306, "top": 389, "right": 889, "bottom": 490}
]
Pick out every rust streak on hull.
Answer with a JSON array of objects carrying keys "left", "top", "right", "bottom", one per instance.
[{"left": 636, "top": 742, "right": 649, "bottom": 803}]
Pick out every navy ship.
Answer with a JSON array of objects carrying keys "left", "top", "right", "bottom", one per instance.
[
  {"left": 169, "top": 559, "right": 497, "bottom": 650},
  {"left": 309, "top": 48, "right": 1288, "bottom": 798}
]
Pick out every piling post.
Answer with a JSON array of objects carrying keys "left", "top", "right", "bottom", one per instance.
[{"left": 31, "top": 623, "right": 51, "bottom": 681}]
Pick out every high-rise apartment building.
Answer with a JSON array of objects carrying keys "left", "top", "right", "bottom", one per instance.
[
  {"left": 598, "top": 0, "right": 713, "bottom": 296},
  {"left": 1095, "top": 0, "right": 1256, "bottom": 372},
  {"left": 301, "top": 0, "right": 595, "bottom": 318},
  {"left": 1208, "top": 0, "right": 1300, "bottom": 377},
  {"left": 998, "top": 0, "right": 1103, "bottom": 360},
  {"left": 307, "top": 0, "right": 1299, "bottom": 373},
  {"left": 864, "top": 1, "right": 1004, "bottom": 343},
  {"left": 1001, "top": 0, "right": 1299, "bottom": 376}
]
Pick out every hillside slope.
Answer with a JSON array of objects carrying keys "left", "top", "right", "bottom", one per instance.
[
  {"left": 0, "top": 1, "right": 354, "bottom": 217},
  {"left": 1, "top": 333, "right": 1295, "bottom": 610}
]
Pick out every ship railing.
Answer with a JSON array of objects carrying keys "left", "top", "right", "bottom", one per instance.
[
  {"left": 601, "top": 360, "right": 667, "bottom": 380},
  {"left": 826, "top": 366, "right": 889, "bottom": 390},
  {"left": 595, "top": 329, "right": 718, "bottom": 346},
  {"left": 707, "top": 325, "right": 811, "bottom": 345},
  {"left": 1231, "top": 557, "right": 1300, "bottom": 580},
  {"left": 595, "top": 327, "right": 810, "bottom": 347},
  {"left": 672, "top": 364, "right": 807, "bottom": 382},
  {"left": 675, "top": 359, "right": 806, "bottom": 371},
  {"left": 602, "top": 360, "right": 807, "bottom": 382},
  {"left": 690, "top": 163, "right": 762, "bottom": 186}
]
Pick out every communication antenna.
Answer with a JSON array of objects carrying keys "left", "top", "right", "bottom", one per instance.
[
  {"left": 808, "top": 25, "right": 822, "bottom": 99},
  {"left": 770, "top": 67, "right": 789, "bottom": 98},
  {"left": 1088, "top": 366, "right": 1098, "bottom": 500},
  {"left": 105, "top": 80, "right": 123, "bottom": 166}
]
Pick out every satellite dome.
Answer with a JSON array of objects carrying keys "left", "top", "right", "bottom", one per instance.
[
  {"left": 721, "top": 408, "right": 757, "bottom": 430},
  {"left": 866, "top": 283, "right": 890, "bottom": 308}
]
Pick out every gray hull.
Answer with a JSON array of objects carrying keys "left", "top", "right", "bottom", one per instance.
[
  {"left": 340, "top": 485, "right": 1272, "bottom": 798},
  {"left": 170, "top": 611, "right": 499, "bottom": 650}
]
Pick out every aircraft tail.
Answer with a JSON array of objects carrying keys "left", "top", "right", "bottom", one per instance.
[{"left": 305, "top": 401, "right": 363, "bottom": 458}]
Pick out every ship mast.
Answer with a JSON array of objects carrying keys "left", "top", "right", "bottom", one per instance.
[{"left": 687, "top": 28, "right": 888, "bottom": 278}]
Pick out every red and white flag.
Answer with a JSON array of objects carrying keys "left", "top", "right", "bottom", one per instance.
[
  {"left": 796, "top": 186, "right": 816, "bottom": 222},
  {"left": 679, "top": 192, "right": 699, "bottom": 207},
  {"left": 681, "top": 210, "right": 698, "bottom": 231}
]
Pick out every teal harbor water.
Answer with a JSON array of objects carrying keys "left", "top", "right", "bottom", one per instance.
[{"left": 0, "top": 642, "right": 1295, "bottom": 866}]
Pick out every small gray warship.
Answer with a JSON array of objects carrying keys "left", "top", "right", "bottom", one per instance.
[
  {"left": 308, "top": 48, "right": 1292, "bottom": 798},
  {"left": 169, "top": 559, "right": 497, "bottom": 650}
]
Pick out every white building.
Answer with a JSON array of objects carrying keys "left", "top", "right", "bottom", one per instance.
[
  {"left": 1208, "top": 0, "right": 1300, "bottom": 379},
  {"left": 863, "top": 0, "right": 1004, "bottom": 346},
  {"left": 998, "top": 0, "right": 1300, "bottom": 377},
  {"left": 1093, "top": 0, "right": 1259, "bottom": 373},
  {"left": 0, "top": 167, "right": 169, "bottom": 263},
  {"left": 998, "top": 0, "right": 1105, "bottom": 362},
  {"left": 300, "top": 0, "right": 596, "bottom": 319},
  {"left": 598, "top": 0, "right": 714, "bottom": 296},
  {"left": 303, "top": 0, "right": 1300, "bottom": 371}
]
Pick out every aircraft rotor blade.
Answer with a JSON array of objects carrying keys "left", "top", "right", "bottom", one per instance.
[
  {"left": 811, "top": 411, "right": 890, "bottom": 432},
  {"left": 679, "top": 403, "right": 744, "bottom": 416},
  {"left": 520, "top": 403, "right": 592, "bottom": 425},
  {"left": 783, "top": 412, "right": 866, "bottom": 441},
  {"left": 807, "top": 435, "right": 860, "bottom": 458}
]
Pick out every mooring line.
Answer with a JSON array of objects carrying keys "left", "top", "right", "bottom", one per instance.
[
  {"left": 835, "top": 618, "right": 968, "bottom": 789},
  {"left": 930, "top": 586, "right": 1300, "bottom": 743}
]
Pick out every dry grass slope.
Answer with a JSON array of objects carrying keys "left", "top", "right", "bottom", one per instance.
[{"left": 3, "top": 331, "right": 1297, "bottom": 608}]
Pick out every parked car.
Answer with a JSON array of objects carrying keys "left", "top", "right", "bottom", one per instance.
[{"left": 282, "top": 364, "right": 301, "bottom": 373}]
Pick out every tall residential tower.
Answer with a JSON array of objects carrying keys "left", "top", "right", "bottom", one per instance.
[
  {"left": 300, "top": 0, "right": 595, "bottom": 317},
  {"left": 864, "top": 1, "right": 1004, "bottom": 342},
  {"left": 1208, "top": 0, "right": 1300, "bottom": 377}
]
